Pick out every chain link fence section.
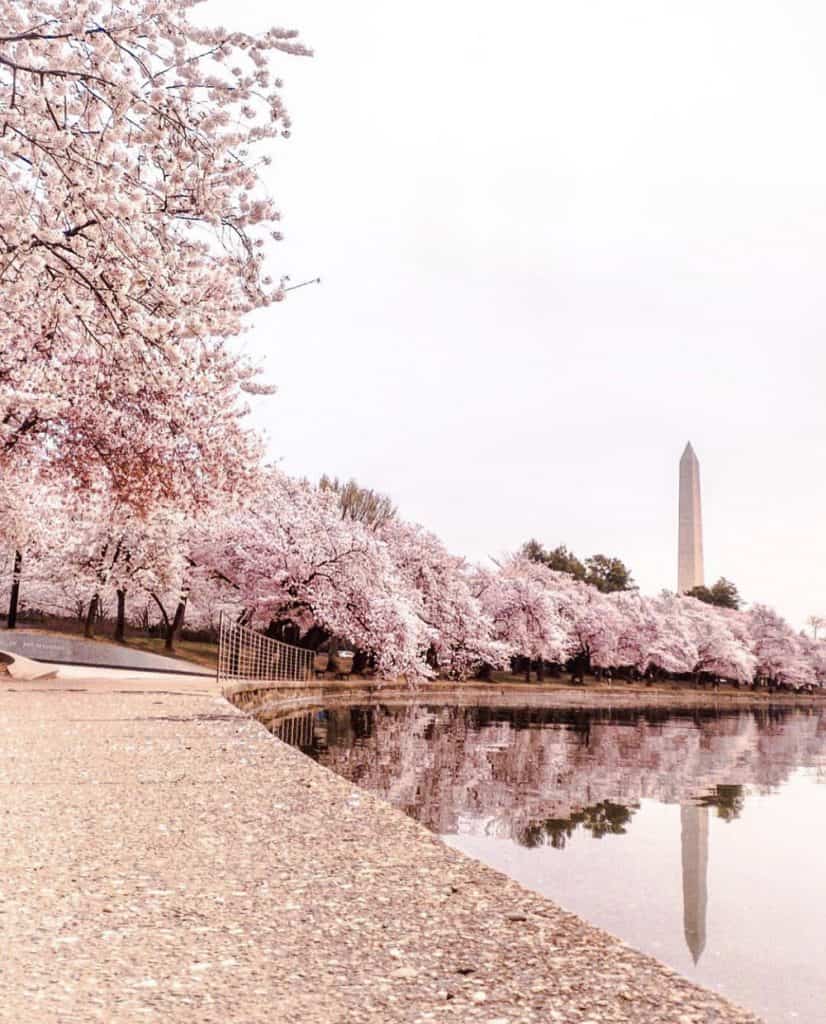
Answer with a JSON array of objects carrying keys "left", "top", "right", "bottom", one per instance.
[{"left": 217, "top": 613, "right": 314, "bottom": 687}]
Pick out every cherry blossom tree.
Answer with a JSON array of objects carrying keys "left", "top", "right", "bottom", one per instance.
[
  {"left": 102, "top": 505, "right": 189, "bottom": 643},
  {"left": 747, "top": 604, "right": 809, "bottom": 687},
  {"left": 476, "top": 557, "right": 573, "bottom": 680},
  {"left": 799, "top": 633, "right": 826, "bottom": 687},
  {"left": 5, "top": 472, "right": 191, "bottom": 640},
  {"left": 746, "top": 604, "right": 788, "bottom": 685},
  {"left": 0, "top": 477, "right": 30, "bottom": 627},
  {"left": 645, "top": 595, "right": 697, "bottom": 676},
  {"left": 0, "top": 1, "right": 309, "bottom": 506},
  {"left": 0, "top": 459, "right": 58, "bottom": 626},
  {"left": 191, "top": 471, "right": 433, "bottom": 678},
  {"left": 380, "top": 519, "right": 507, "bottom": 678},
  {"left": 679, "top": 597, "right": 756, "bottom": 684},
  {"left": 604, "top": 591, "right": 662, "bottom": 676},
  {"left": 552, "top": 576, "right": 621, "bottom": 679}
]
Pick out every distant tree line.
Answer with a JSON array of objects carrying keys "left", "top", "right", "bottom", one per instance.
[
  {"left": 523, "top": 539, "right": 745, "bottom": 612},
  {"left": 521, "top": 540, "right": 636, "bottom": 594},
  {"left": 318, "top": 475, "right": 397, "bottom": 530},
  {"left": 685, "top": 578, "right": 742, "bottom": 610}
]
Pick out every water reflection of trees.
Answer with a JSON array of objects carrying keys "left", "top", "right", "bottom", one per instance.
[
  {"left": 292, "top": 704, "right": 826, "bottom": 842},
  {"left": 519, "top": 800, "right": 639, "bottom": 849},
  {"left": 699, "top": 785, "right": 746, "bottom": 822}
]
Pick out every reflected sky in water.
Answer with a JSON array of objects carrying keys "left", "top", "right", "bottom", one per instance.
[{"left": 271, "top": 704, "right": 826, "bottom": 1024}]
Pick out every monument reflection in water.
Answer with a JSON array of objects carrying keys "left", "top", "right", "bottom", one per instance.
[{"left": 271, "top": 704, "right": 826, "bottom": 1024}]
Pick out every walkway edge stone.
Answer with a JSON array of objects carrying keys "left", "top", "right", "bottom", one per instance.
[{"left": 0, "top": 648, "right": 58, "bottom": 681}]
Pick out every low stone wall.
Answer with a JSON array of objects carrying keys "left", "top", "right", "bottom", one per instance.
[{"left": 224, "top": 676, "right": 823, "bottom": 726}]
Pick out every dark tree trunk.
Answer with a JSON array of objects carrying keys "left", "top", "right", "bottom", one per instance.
[
  {"left": 570, "top": 649, "right": 589, "bottom": 685},
  {"left": 266, "top": 618, "right": 301, "bottom": 645},
  {"left": 84, "top": 592, "right": 100, "bottom": 639},
  {"left": 524, "top": 658, "right": 531, "bottom": 683},
  {"left": 114, "top": 589, "right": 127, "bottom": 643},
  {"left": 7, "top": 549, "right": 22, "bottom": 629},
  {"left": 149, "top": 592, "right": 171, "bottom": 638},
  {"left": 537, "top": 659, "right": 545, "bottom": 682},
  {"left": 165, "top": 596, "right": 187, "bottom": 653},
  {"left": 300, "top": 625, "right": 331, "bottom": 651}
]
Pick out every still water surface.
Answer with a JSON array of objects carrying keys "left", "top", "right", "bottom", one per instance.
[{"left": 273, "top": 704, "right": 826, "bottom": 1024}]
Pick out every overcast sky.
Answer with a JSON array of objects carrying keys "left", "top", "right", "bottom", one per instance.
[{"left": 205, "top": 0, "right": 826, "bottom": 628}]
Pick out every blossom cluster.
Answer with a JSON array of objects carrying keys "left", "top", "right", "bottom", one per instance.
[{"left": 0, "top": 1, "right": 308, "bottom": 508}]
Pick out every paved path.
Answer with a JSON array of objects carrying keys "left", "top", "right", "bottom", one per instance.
[
  {"left": 0, "top": 629, "right": 212, "bottom": 674},
  {"left": 0, "top": 671, "right": 762, "bottom": 1024}
]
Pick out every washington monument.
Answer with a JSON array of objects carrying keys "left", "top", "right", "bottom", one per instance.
[{"left": 678, "top": 442, "right": 704, "bottom": 593}]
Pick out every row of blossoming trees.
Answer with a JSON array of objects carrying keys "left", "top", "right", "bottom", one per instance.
[
  {"left": 1, "top": 464, "right": 824, "bottom": 688},
  {"left": 0, "top": 3, "right": 822, "bottom": 689}
]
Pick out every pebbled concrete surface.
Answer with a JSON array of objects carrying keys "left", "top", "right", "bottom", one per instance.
[{"left": 0, "top": 673, "right": 762, "bottom": 1023}]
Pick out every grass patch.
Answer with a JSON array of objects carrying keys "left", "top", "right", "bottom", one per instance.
[{"left": 116, "top": 636, "right": 218, "bottom": 670}]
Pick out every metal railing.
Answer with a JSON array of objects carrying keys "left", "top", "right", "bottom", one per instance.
[
  {"left": 273, "top": 712, "right": 317, "bottom": 748},
  {"left": 217, "top": 612, "right": 314, "bottom": 687}
]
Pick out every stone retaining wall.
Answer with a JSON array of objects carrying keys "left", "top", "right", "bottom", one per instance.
[{"left": 224, "top": 676, "right": 823, "bottom": 724}]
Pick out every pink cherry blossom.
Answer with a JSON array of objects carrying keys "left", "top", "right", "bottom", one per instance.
[{"left": 0, "top": 1, "right": 309, "bottom": 508}]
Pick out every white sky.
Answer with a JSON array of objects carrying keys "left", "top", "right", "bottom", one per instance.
[{"left": 204, "top": 0, "right": 826, "bottom": 628}]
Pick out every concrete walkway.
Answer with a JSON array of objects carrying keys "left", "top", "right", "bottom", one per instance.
[{"left": 0, "top": 671, "right": 762, "bottom": 1024}]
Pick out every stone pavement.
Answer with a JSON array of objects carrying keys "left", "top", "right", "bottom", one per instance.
[{"left": 0, "top": 671, "right": 763, "bottom": 1024}]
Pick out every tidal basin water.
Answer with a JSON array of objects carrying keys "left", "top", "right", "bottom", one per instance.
[{"left": 272, "top": 704, "right": 826, "bottom": 1024}]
